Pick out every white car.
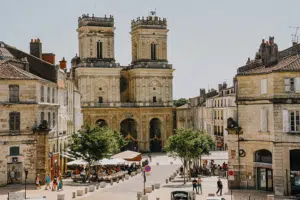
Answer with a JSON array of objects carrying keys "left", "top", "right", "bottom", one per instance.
[
  {"left": 206, "top": 197, "right": 225, "bottom": 200},
  {"left": 171, "top": 191, "right": 196, "bottom": 200}
]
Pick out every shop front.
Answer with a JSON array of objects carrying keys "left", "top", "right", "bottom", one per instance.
[
  {"left": 290, "top": 149, "right": 300, "bottom": 196},
  {"left": 254, "top": 149, "right": 273, "bottom": 192}
]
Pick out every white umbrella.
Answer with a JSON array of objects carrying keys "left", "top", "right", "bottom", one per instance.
[{"left": 67, "top": 159, "right": 88, "bottom": 166}]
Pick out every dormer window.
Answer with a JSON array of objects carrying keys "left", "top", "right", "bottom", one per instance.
[
  {"left": 97, "top": 41, "right": 103, "bottom": 59},
  {"left": 151, "top": 43, "right": 156, "bottom": 60}
]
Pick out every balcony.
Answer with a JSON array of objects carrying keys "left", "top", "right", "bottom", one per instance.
[{"left": 82, "top": 101, "right": 172, "bottom": 108}]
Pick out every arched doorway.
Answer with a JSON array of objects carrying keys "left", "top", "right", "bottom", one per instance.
[
  {"left": 149, "top": 118, "right": 162, "bottom": 152},
  {"left": 254, "top": 149, "right": 273, "bottom": 191},
  {"left": 120, "top": 119, "right": 138, "bottom": 151},
  {"left": 96, "top": 119, "right": 107, "bottom": 127},
  {"left": 290, "top": 150, "right": 300, "bottom": 195}
]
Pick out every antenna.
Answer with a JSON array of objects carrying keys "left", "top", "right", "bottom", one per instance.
[{"left": 289, "top": 26, "right": 300, "bottom": 43}]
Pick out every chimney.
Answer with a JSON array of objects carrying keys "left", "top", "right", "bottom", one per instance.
[
  {"left": 293, "top": 41, "right": 298, "bottom": 46},
  {"left": 30, "top": 38, "right": 42, "bottom": 59},
  {"left": 42, "top": 53, "right": 55, "bottom": 65},
  {"left": 200, "top": 88, "right": 206, "bottom": 97},
  {"left": 59, "top": 57, "right": 67, "bottom": 70},
  {"left": 222, "top": 82, "right": 227, "bottom": 89}
]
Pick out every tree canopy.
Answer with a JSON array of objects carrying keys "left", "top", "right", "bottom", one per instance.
[
  {"left": 68, "top": 124, "right": 126, "bottom": 165},
  {"left": 164, "top": 128, "right": 215, "bottom": 183},
  {"left": 173, "top": 98, "right": 189, "bottom": 107}
]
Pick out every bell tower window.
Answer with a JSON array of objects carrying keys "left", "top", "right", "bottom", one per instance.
[
  {"left": 151, "top": 43, "right": 156, "bottom": 60},
  {"left": 97, "top": 41, "right": 103, "bottom": 59},
  {"left": 153, "top": 96, "right": 157, "bottom": 103},
  {"left": 98, "top": 96, "right": 103, "bottom": 103}
]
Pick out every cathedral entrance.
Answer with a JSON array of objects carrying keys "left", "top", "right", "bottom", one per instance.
[
  {"left": 120, "top": 119, "right": 138, "bottom": 151},
  {"left": 149, "top": 118, "right": 162, "bottom": 152},
  {"left": 96, "top": 119, "right": 108, "bottom": 127}
]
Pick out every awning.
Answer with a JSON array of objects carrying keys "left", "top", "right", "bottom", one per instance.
[
  {"left": 94, "top": 158, "right": 128, "bottom": 166},
  {"left": 67, "top": 159, "right": 88, "bottom": 166},
  {"left": 111, "top": 150, "right": 142, "bottom": 161},
  {"left": 61, "top": 152, "right": 75, "bottom": 160}
]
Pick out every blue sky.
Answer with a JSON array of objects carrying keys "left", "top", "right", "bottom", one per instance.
[{"left": 1, "top": 0, "right": 300, "bottom": 99}]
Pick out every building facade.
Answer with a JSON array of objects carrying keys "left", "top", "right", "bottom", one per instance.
[
  {"left": 71, "top": 13, "right": 174, "bottom": 152},
  {"left": 228, "top": 37, "right": 300, "bottom": 196},
  {"left": 0, "top": 43, "right": 58, "bottom": 186}
]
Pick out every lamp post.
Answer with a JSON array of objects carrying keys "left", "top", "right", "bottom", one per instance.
[
  {"left": 235, "top": 127, "right": 241, "bottom": 189},
  {"left": 24, "top": 168, "right": 28, "bottom": 199}
]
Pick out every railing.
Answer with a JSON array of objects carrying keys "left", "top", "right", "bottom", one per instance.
[{"left": 83, "top": 102, "right": 172, "bottom": 108}]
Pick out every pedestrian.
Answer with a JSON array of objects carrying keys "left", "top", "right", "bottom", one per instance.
[
  {"left": 35, "top": 174, "right": 41, "bottom": 190},
  {"left": 52, "top": 174, "right": 57, "bottom": 191},
  {"left": 45, "top": 173, "right": 51, "bottom": 190},
  {"left": 57, "top": 175, "right": 63, "bottom": 191},
  {"left": 197, "top": 176, "right": 202, "bottom": 194},
  {"left": 192, "top": 178, "right": 198, "bottom": 193},
  {"left": 148, "top": 153, "right": 152, "bottom": 162},
  {"left": 216, "top": 178, "right": 223, "bottom": 196}
]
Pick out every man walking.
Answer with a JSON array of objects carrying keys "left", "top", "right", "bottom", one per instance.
[
  {"left": 216, "top": 178, "right": 223, "bottom": 196},
  {"left": 192, "top": 178, "right": 198, "bottom": 193}
]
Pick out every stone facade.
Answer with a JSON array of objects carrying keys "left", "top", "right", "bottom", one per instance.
[
  {"left": 228, "top": 37, "right": 300, "bottom": 196},
  {"left": 72, "top": 13, "right": 174, "bottom": 152}
]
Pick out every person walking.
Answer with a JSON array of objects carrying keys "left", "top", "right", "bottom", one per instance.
[
  {"left": 52, "top": 174, "right": 57, "bottom": 191},
  {"left": 197, "top": 176, "right": 202, "bottom": 194},
  {"left": 57, "top": 175, "right": 63, "bottom": 191},
  {"left": 192, "top": 178, "right": 198, "bottom": 193},
  {"left": 216, "top": 178, "right": 223, "bottom": 196},
  {"left": 45, "top": 174, "right": 51, "bottom": 190},
  {"left": 35, "top": 174, "right": 41, "bottom": 190},
  {"left": 148, "top": 153, "right": 152, "bottom": 162}
]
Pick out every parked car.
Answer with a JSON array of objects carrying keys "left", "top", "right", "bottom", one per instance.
[
  {"left": 206, "top": 197, "right": 225, "bottom": 200},
  {"left": 171, "top": 191, "right": 195, "bottom": 200}
]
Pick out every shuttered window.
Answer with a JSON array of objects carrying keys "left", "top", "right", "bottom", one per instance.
[
  {"left": 285, "top": 78, "right": 295, "bottom": 92},
  {"left": 52, "top": 88, "right": 55, "bottom": 103},
  {"left": 9, "top": 112, "right": 20, "bottom": 131},
  {"left": 40, "top": 86, "right": 44, "bottom": 102},
  {"left": 40, "top": 112, "right": 44, "bottom": 124},
  {"left": 283, "top": 109, "right": 289, "bottom": 132},
  {"left": 48, "top": 112, "right": 51, "bottom": 128},
  {"left": 53, "top": 112, "right": 56, "bottom": 127},
  {"left": 261, "top": 79, "right": 267, "bottom": 94},
  {"left": 47, "top": 87, "right": 50, "bottom": 102},
  {"left": 290, "top": 111, "right": 300, "bottom": 132},
  {"left": 151, "top": 43, "right": 156, "bottom": 60},
  {"left": 10, "top": 146, "right": 20, "bottom": 156},
  {"left": 260, "top": 108, "right": 268, "bottom": 132},
  {"left": 295, "top": 77, "right": 300, "bottom": 93},
  {"left": 97, "top": 41, "right": 103, "bottom": 59},
  {"left": 9, "top": 85, "right": 19, "bottom": 103}
]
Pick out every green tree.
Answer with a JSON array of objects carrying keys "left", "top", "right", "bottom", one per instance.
[
  {"left": 173, "top": 98, "right": 189, "bottom": 107},
  {"left": 164, "top": 128, "right": 214, "bottom": 184},
  {"left": 68, "top": 124, "right": 126, "bottom": 180}
]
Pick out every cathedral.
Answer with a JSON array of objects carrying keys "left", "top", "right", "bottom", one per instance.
[{"left": 70, "top": 13, "right": 174, "bottom": 152}]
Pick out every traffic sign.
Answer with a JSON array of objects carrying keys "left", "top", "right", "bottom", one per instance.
[
  {"left": 228, "top": 176, "right": 235, "bottom": 181},
  {"left": 228, "top": 170, "right": 234, "bottom": 176},
  {"left": 144, "top": 165, "right": 152, "bottom": 173}
]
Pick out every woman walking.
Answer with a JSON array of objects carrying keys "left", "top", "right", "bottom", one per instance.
[
  {"left": 57, "top": 175, "right": 63, "bottom": 191},
  {"left": 35, "top": 174, "right": 41, "bottom": 190},
  {"left": 52, "top": 174, "right": 57, "bottom": 191},
  {"left": 197, "top": 176, "right": 202, "bottom": 194}
]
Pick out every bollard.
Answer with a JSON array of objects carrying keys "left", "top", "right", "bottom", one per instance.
[
  {"left": 72, "top": 191, "right": 76, "bottom": 198},
  {"left": 166, "top": 179, "right": 168, "bottom": 184},
  {"left": 110, "top": 179, "right": 113, "bottom": 185},
  {"left": 57, "top": 194, "right": 65, "bottom": 200},
  {"left": 125, "top": 174, "right": 130, "bottom": 180},
  {"left": 169, "top": 177, "right": 172, "bottom": 182},
  {"left": 84, "top": 187, "right": 88, "bottom": 194},
  {"left": 96, "top": 184, "right": 99, "bottom": 190},
  {"left": 77, "top": 189, "right": 84, "bottom": 196},
  {"left": 152, "top": 184, "right": 155, "bottom": 191},
  {"left": 117, "top": 178, "right": 119, "bottom": 183},
  {"left": 154, "top": 183, "right": 160, "bottom": 189},
  {"left": 100, "top": 182, "right": 106, "bottom": 188},
  {"left": 122, "top": 176, "right": 125, "bottom": 181},
  {"left": 170, "top": 161, "right": 173, "bottom": 165},
  {"left": 141, "top": 195, "right": 148, "bottom": 200},
  {"left": 89, "top": 185, "right": 95, "bottom": 192},
  {"left": 156, "top": 198, "right": 160, "bottom": 200},
  {"left": 146, "top": 186, "right": 152, "bottom": 193},
  {"left": 137, "top": 191, "right": 143, "bottom": 198}
]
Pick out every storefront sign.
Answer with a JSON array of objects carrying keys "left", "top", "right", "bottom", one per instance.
[{"left": 253, "top": 162, "right": 272, "bottom": 169}]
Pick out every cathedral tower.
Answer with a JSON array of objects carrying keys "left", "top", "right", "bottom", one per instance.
[
  {"left": 131, "top": 12, "right": 168, "bottom": 64},
  {"left": 77, "top": 14, "right": 115, "bottom": 60}
]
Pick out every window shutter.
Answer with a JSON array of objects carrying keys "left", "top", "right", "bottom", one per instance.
[
  {"left": 285, "top": 78, "right": 291, "bottom": 92},
  {"left": 261, "top": 79, "right": 267, "bottom": 94},
  {"left": 260, "top": 108, "right": 268, "bottom": 132},
  {"left": 9, "top": 112, "right": 14, "bottom": 130},
  {"left": 15, "top": 112, "right": 20, "bottom": 130},
  {"left": 282, "top": 109, "right": 290, "bottom": 132},
  {"left": 295, "top": 77, "right": 300, "bottom": 93}
]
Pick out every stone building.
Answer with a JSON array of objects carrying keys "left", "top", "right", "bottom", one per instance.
[
  {"left": 0, "top": 42, "right": 58, "bottom": 186},
  {"left": 228, "top": 37, "right": 300, "bottom": 196},
  {"left": 205, "top": 83, "right": 236, "bottom": 150},
  {"left": 70, "top": 13, "right": 174, "bottom": 152}
]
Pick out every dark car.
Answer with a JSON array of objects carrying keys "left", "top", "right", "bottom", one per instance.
[{"left": 171, "top": 191, "right": 195, "bottom": 200}]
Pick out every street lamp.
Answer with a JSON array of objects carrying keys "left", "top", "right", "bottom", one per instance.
[
  {"left": 24, "top": 168, "right": 28, "bottom": 199},
  {"left": 234, "top": 126, "right": 241, "bottom": 189}
]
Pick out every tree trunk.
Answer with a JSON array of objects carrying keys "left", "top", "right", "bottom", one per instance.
[{"left": 183, "top": 159, "right": 186, "bottom": 184}]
